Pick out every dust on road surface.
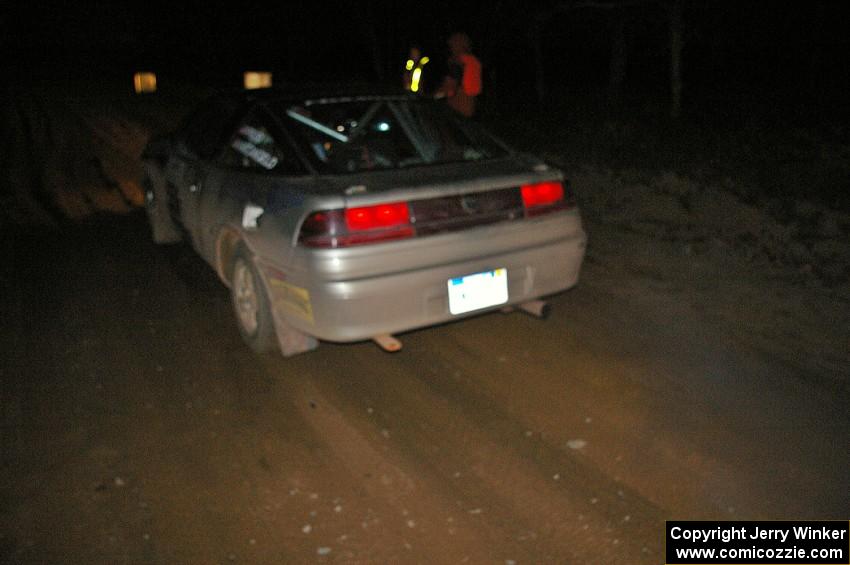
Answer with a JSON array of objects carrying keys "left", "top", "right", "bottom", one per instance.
[{"left": 1, "top": 211, "right": 848, "bottom": 564}]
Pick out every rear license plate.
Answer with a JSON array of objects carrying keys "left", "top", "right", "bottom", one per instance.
[{"left": 447, "top": 268, "right": 508, "bottom": 315}]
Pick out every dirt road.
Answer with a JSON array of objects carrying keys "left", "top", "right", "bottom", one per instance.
[{"left": 1, "top": 211, "right": 848, "bottom": 564}]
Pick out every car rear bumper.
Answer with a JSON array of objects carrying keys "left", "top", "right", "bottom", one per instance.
[{"left": 264, "top": 211, "right": 587, "bottom": 342}]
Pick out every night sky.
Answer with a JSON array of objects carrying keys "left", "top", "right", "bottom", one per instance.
[{"left": 4, "top": 1, "right": 850, "bottom": 109}]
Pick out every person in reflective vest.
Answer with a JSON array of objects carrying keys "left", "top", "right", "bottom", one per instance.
[
  {"left": 437, "top": 32, "right": 482, "bottom": 117},
  {"left": 403, "top": 46, "right": 430, "bottom": 93}
]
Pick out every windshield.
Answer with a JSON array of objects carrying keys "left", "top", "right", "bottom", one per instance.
[{"left": 277, "top": 96, "right": 508, "bottom": 174}]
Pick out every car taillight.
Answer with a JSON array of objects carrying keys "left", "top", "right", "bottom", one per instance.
[
  {"left": 345, "top": 202, "right": 410, "bottom": 231},
  {"left": 521, "top": 181, "right": 573, "bottom": 217},
  {"left": 299, "top": 202, "right": 415, "bottom": 248},
  {"left": 522, "top": 181, "right": 563, "bottom": 207}
]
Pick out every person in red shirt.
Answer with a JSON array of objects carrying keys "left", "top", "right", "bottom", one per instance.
[{"left": 437, "top": 32, "right": 482, "bottom": 117}]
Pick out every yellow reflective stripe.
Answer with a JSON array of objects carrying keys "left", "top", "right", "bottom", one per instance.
[{"left": 411, "top": 68, "right": 422, "bottom": 92}]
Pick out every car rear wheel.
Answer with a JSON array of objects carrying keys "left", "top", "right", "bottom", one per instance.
[{"left": 231, "top": 246, "right": 277, "bottom": 353}]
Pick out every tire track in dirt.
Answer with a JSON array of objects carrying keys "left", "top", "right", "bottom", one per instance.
[
  {"left": 273, "top": 339, "right": 663, "bottom": 563},
  {"left": 272, "top": 368, "right": 519, "bottom": 562}
]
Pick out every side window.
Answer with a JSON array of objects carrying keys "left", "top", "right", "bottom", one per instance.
[
  {"left": 183, "top": 97, "right": 241, "bottom": 159},
  {"left": 220, "top": 112, "right": 306, "bottom": 175}
]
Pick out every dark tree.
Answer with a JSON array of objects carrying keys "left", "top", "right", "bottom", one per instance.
[{"left": 668, "top": 0, "right": 684, "bottom": 118}]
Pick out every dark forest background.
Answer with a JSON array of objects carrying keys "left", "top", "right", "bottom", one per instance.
[
  {"left": 2, "top": 1, "right": 850, "bottom": 210},
  {"left": 4, "top": 1, "right": 849, "bottom": 110}
]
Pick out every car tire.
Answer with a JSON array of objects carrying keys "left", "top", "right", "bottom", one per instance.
[
  {"left": 142, "top": 159, "right": 182, "bottom": 244},
  {"left": 230, "top": 245, "right": 277, "bottom": 353}
]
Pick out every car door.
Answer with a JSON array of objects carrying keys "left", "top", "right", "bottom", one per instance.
[
  {"left": 165, "top": 144, "right": 207, "bottom": 250},
  {"left": 167, "top": 96, "right": 242, "bottom": 253}
]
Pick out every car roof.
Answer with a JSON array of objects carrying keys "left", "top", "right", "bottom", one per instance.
[{"left": 215, "top": 82, "right": 416, "bottom": 107}]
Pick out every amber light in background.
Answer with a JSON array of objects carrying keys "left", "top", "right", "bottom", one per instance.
[
  {"left": 133, "top": 72, "right": 157, "bottom": 94},
  {"left": 244, "top": 72, "right": 272, "bottom": 90}
]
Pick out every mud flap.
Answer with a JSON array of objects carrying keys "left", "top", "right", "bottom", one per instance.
[
  {"left": 142, "top": 160, "right": 182, "bottom": 244},
  {"left": 271, "top": 307, "right": 319, "bottom": 357}
]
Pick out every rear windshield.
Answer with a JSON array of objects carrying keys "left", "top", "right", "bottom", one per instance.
[{"left": 275, "top": 96, "right": 508, "bottom": 174}]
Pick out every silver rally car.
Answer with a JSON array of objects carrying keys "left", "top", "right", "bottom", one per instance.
[{"left": 143, "top": 87, "right": 586, "bottom": 356}]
